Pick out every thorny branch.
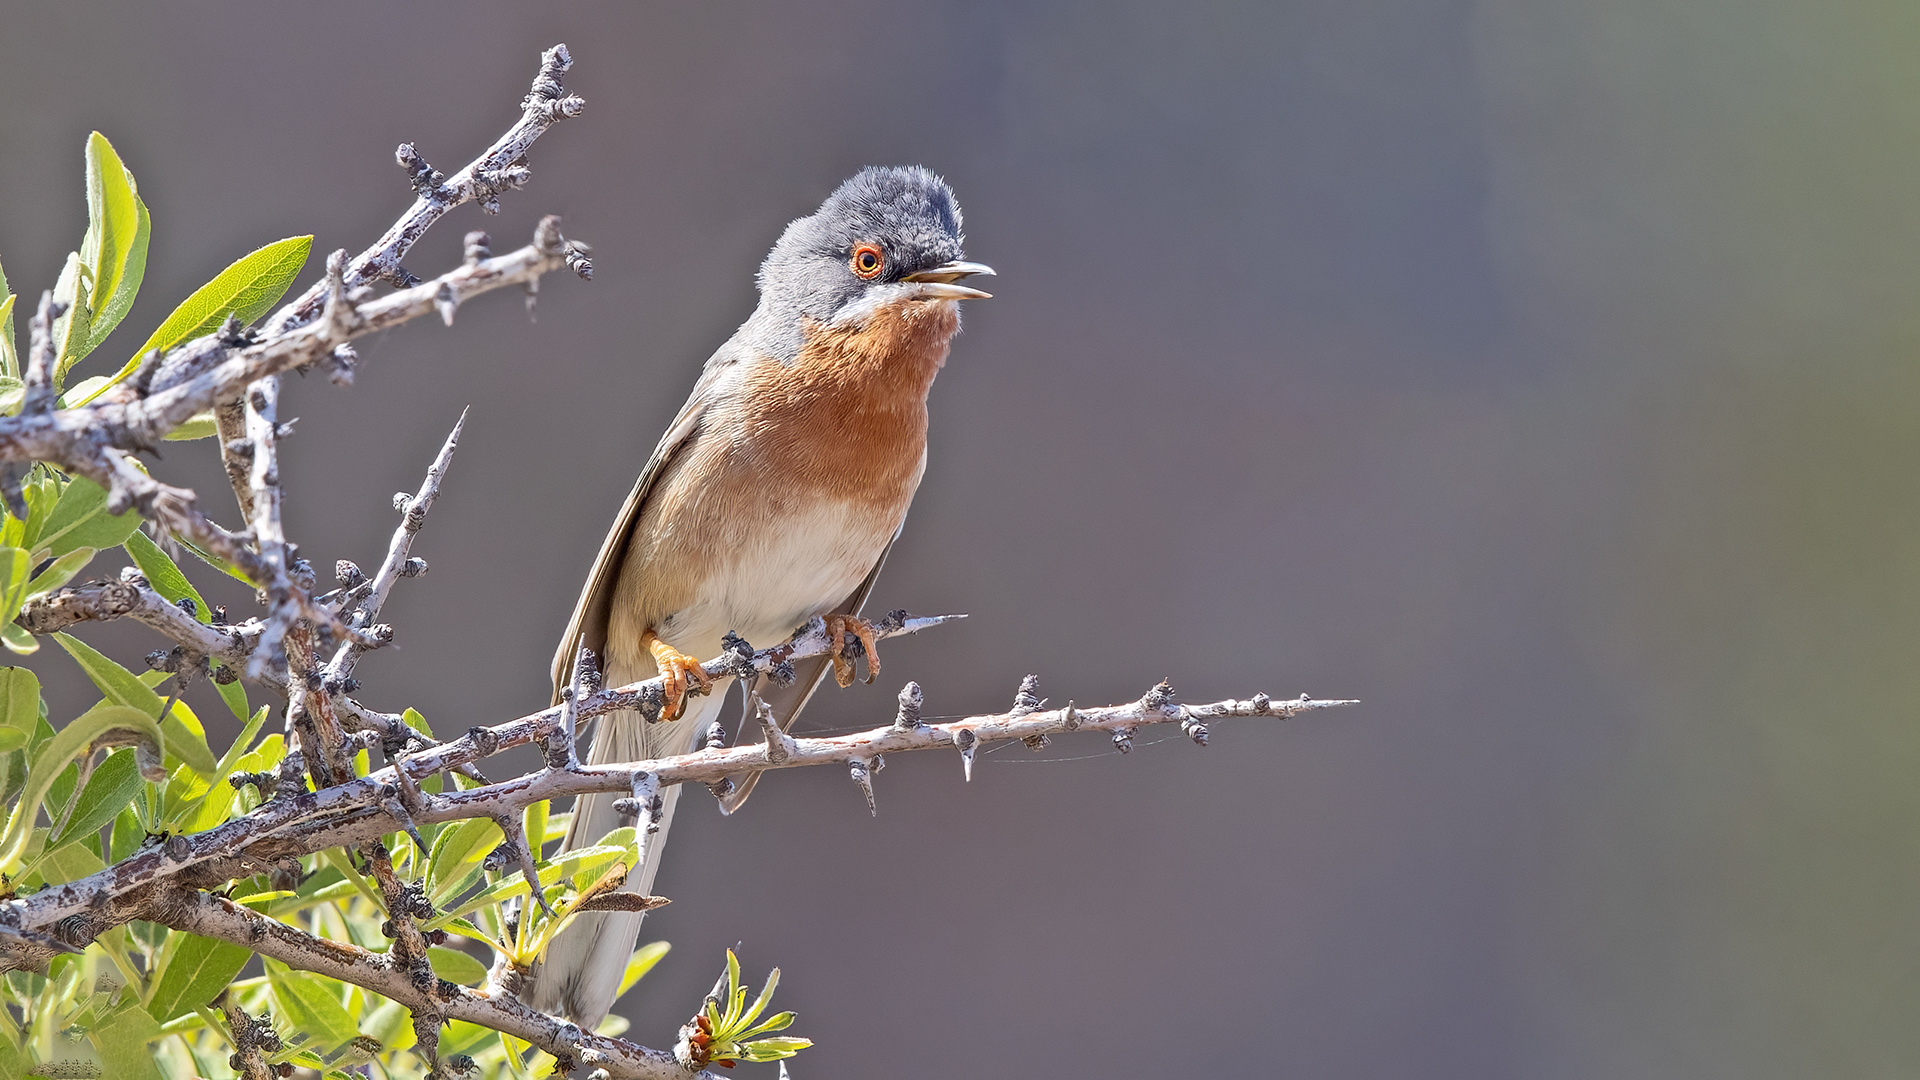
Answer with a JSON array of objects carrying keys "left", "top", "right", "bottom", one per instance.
[
  {"left": 0, "top": 43, "right": 590, "bottom": 641},
  {"left": 14, "top": 598, "right": 1345, "bottom": 1080},
  {"left": 3, "top": 589, "right": 1348, "bottom": 958},
  {"left": 0, "top": 39, "right": 1350, "bottom": 1080},
  {"left": 158, "top": 886, "right": 700, "bottom": 1080},
  {"left": 323, "top": 407, "right": 464, "bottom": 687},
  {"left": 267, "top": 43, "right": 586, "bottom": 325}
]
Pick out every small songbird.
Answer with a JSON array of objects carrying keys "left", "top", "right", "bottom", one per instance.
[{"left": 527, "top": 167, "right": 991, "bottom": 1025}]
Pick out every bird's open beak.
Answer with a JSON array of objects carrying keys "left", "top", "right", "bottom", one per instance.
[{"left": 901, "top": 261, "right": 994, "bottom": 300}]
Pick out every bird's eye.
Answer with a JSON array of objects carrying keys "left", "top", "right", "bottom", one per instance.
[{"left": 851, "top": 244, "right": 885, "bottom": 279}]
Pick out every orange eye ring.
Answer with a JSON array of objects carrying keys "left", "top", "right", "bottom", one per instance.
[{"left": 851, "top": 243, "right": 885, "bottom": 279}]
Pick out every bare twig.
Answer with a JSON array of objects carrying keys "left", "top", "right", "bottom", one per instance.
[
  {"left": 242, "top": 377, "right": 295, "bottom": 676},
  {"left": 16, "top": 574, "right": 256, "bottom": 665},
  {"left": 267, "top": 43, "right": 583, "bottom": 326},
  {"left": 22, "top": 292, "right": 62, "bottom": 417},
  {"left": 324, "top": 408, "right": 464, "bottom": 684}
]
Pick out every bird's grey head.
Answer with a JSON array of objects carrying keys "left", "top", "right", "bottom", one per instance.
[{"left": 744, "top": 166, "right": 992, "bottom": 362}]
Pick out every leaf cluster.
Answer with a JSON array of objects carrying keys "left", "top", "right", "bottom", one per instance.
[{"left": 0, "top": 133, "right": 723, "bottom": 1080}]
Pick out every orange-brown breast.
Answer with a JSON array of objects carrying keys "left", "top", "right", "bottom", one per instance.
[{"left": 610, "top": 297, "right": 960, "bottom": 649}]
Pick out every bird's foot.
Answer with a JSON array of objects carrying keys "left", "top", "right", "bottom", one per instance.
[
  {"left": 824, "top": 614, "right": 882, "bottom": 687},
  {"left": 644, "top": 630, "right": 712, "bottom": 721}
]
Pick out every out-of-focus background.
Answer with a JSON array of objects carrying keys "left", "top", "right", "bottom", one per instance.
[{"left": 4, "top": 2, "right": 1917, "bottom": 1076}]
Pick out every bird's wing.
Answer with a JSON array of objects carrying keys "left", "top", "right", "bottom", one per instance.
[
  {"left": 715, "top": 532, "right": 897, "bottom": 814},
  {"left": 549, "top": 354, "right": 737, "bottom": 704}
]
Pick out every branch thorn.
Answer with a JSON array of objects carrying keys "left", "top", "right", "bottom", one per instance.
[{"left": 953, "top": 727, "right": 978, "bottom": 781}]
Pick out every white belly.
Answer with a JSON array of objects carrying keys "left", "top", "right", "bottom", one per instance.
[{"left": 655, "top": 498, "right": 896, "bottom": 657}]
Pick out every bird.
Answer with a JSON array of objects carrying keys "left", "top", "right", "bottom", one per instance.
[{"left": 525, "top": 166, "right": 991, "bottom": 1026}]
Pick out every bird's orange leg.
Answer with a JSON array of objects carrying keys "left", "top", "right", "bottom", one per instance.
[
  {"left": 824, "top": 614, "right": 883, "bottom": 687},
  {"left": 644, "top": 629, "right": 712, "bottom": 721}
]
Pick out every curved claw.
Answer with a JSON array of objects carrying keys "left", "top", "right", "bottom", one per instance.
[
  {"left": 824, "top": 614, "right": 882, "bottom": 687},
  {"left": 644, "top": 630, "right": 713, "bottom": 721}
]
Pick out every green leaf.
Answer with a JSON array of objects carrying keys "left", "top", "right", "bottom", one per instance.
[
  {"left": 172, "top": 533, "right": 255, "bottom": 586},
  {"left": 32, "top": 839, "right": 104, "bottom": 888},
  {"left": 58, "top": 132, "right": 151, "bottom": 377},
  {"left": 0, "top": 548, "right": 28, "bottom": 624},
  {"left": 0, "top": 291, "right": 18, "bottom": 384},
  {"left": 58, "top": 375, "right": 112, "bottom": 408},
  {"left": 360, "top": 995, "right": 417, "bottom": 1054},
  {"left": 402, "top": 707, "right": 432, "bottom": 739},
  {"left": 53, "top": 633, "right": 215, "bottom": 776},
  {"left": 198, "top": 703, "right": 268, "bottom": 795},
  {"left": 0, "top": 1025, "right": 23, "bottom": 1080},
  {"left": 524, "top": 798, "right": 549, "bottom": 862},
  {"left": 145, "top": 933, "right": 251, "bottom": 1023},
  {"left": 161, "top": 412, "right": 218, "bottom": 440},
  {"left": 739, "top": 964, "right": 780, "bottom": 1032},
  {"left": 50, "top": 746, "right": 141, "bottom": 847},
  {"left": 427, "top": 817, "right": 502, "bottom": 903},
  {"left": 0, "top": 551, "right": 32, "bottom": 653},
  {"left": 424, "top": 840, "right": 633, "bottom": 929},
  {"left": 123, "top": 530, "right": 206, "bottom": 620},
  {"left": 19, "top": 472, "right": 57, "bottom": 552},
  {"left": 615, "top": 941, "right": 671, "bottom": 999},
  {"left": 124, "top": 530, "right": 249, "bottom": 721},
  {"left": 90, "top": 1001, "right": 165, "bottom": 1080},
  {"left": 75, "top": 236, "right": 310, "bottom": 408},
  {"left": 266, "top": 963, "right": 360, "bottom": 1052},
  {"left": 740, "top": 1009, "right": 798, "bottom": 1040},
  {"left": 37, "top": 477, "right": 141, "bottom": 558},
  {"left": 725, "top": 949, "right": 742, "bottom": 1022},
  {"left": 108, "top": 805, "right": 141, "bottom": 862},
  {"left": 0, "top": 257, "right": 15, "bottom": 381},
  {"left": 50, "top": 251, "right": 90, "bottom": 381},
  {"left": 0, "top": 703, "right": 162, "bottom": 874},
  {"left": 427, "top": 946, "right": 489, "bottom": 986},
  {"left": 435, "top": 916, "right": 503, "bottom": 952},
  {"left": 0, "top": 669, "right": 35, "bottom": 745},
  {"left": 738, "top": 1036, "right": 812, "bottom": 1062},
  {"left": 0, "top": 622, "right": 37, "bottom": 655},
  {"left": 24, "top": 546, "right": 95, "bottom": 598},
  {"left": 263, "top": 878, "right": 358, "bottom": 918}
]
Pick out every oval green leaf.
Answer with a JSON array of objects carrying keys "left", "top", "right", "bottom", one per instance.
[
  {"left": 428, "top": 817, "right": 503, "bottom": 902},
  {"left": 0, "top": 547, "right": 28, "bottom": 623},
  {"left": 24, "top": 546, "right": 95, "bottom": 598},
  {"left": 37, "top": 477, "right": 141, "bottom": 557},
  {"left": 0, "top": 703, "right": 162, "bottom": 874},
  {"left": 0, "top": 668, "right": 41, "bottom": 745},
  {"left": 52, "top": 632, "right": 215, "bottom": 776},
  {"left": 146, "top": 932, "right": 251, "bottom": 1023},
  {"left": 76, "top": 235, "right": 311, "bottom": 407},
  {"left": 49, "top": 746, "right": 141, "bottom": 848},
  {"left": 266, "top": 963, "right": 361, "bottom": 1051},
  {"left": 58, "top": 132, "right": 151, "bottom": 379},
  {"left": 0, "top": 292, "right": 17, "bottom": 384},
  {"left": 428, "top": 946, "right": 490, "bottom": 986}
]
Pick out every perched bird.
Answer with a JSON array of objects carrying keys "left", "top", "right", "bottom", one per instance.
[{"left": 527, "top": 166, "right": 991, "bottom": 1025}]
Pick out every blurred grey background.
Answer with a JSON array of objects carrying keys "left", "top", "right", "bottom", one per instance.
[{"left": 5, "top": 2, "right": 1918, "bottom": 1077}]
